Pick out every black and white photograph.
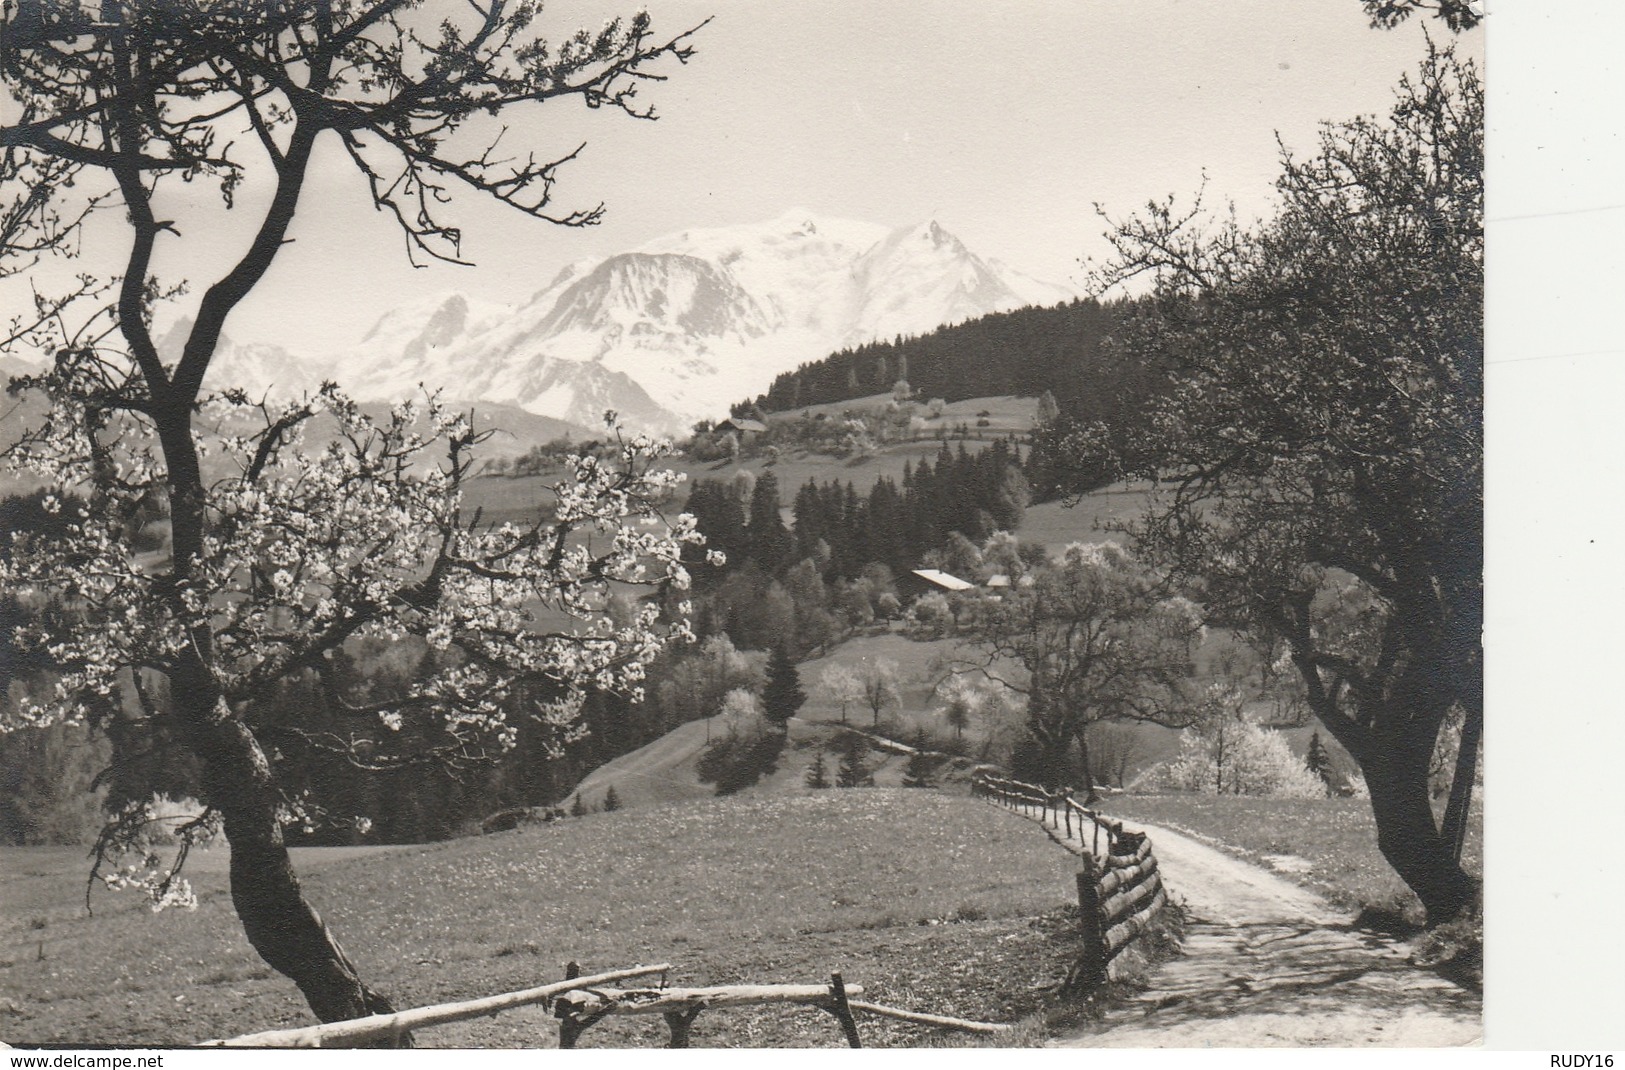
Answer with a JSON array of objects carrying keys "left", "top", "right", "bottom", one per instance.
[{"left": 0, "top": 0, "right": 1599, "bottom": 1053}]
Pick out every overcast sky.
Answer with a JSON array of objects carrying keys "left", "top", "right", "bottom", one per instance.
[{"left": 77, "top": 0, "right": 1484, "bottom": 356}]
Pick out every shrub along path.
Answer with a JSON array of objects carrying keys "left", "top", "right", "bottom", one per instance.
[{"left": 1007, "top": 805, "right": 1482, "bottom": 1047}]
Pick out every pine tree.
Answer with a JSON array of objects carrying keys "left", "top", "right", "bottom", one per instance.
[
  {"left": 835, "top": 733, "right": 872, "bottom": 788},
  {"left": 1306, "top": 731, "right": 1335, "bottom": 791},
  {"left": 762, "top": 643, "right": 806, "bottom": 727},
  {"left": 805, "top": 751, "right": 831, "bottom": 789},
  {"left": 901, "top": 729, "right": 939, "bottom": 788},
  {"left": 603, "top": 786, "right": 621, "bottom": 812},
  {"left": 747, "top": 472, "right": 793, "bottom": 573},
  {"left": 570, "top": 793, "right": 587, "bottom": 818}
]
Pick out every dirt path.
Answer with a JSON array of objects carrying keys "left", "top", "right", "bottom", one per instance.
[{"left": 1017, "top": 808, "right": 1482, "bottom": 1047}]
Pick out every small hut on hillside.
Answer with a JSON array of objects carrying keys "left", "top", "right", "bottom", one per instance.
[{"left": 715, "top": 416, "right": 767, "bottom": 439}]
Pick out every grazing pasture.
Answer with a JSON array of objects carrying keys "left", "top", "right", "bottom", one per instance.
[{"left": 0, "top": 790, "right": 1085, "bottom": 1048}]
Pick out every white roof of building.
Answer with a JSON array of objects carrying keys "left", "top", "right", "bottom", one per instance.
[{"left": 910, "top": 568, "right": 975, "bottom": 592}]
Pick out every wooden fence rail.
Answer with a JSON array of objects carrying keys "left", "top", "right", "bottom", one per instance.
[
  {"left": 208, "top": 963, "right": 1011, "bottom": 1049},
  {"left": 555, "top": 975, "right": 866, "bottom": 1048},
  {"left": 203, "top": 963, "right": 672, "bottom": 1048},
  {"left": 972, "top": 772, "right": 1168, "bottom": 988}
]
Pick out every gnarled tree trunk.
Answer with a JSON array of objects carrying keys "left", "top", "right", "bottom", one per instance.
[
  {"left": 174, "top": 665, "right": 405, "bottom": 1036},
  {"left": 161, "top": 413, "right": 403, "bottom": 1036},
  {"left": 1320, "top": 705, "right": 1478, "bottom": 927}
]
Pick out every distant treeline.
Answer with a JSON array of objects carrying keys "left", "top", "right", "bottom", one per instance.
[
  {"left": 684, "top": 439, "right": 1027, "bottom": 584},
  {"left": 740, "top": 295, "right": 1171, "bottom": 500},
  {"left": 746, "top": 296, "right": 1134, "bottom": 407}
]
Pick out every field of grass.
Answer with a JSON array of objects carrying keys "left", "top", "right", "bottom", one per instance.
[
  {"left": 0, "top": 790, "right": 1088, "bottom": 1048},
  {"left": 1098, "top": 793, "right": 1484, "bottom": 924},
  {"left": 1019, "top": 483, "right": 1156, "bottom": 552}
]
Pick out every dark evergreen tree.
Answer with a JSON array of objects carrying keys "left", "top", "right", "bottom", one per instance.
[
  {"left": 696, "top": 732, "right": 786, "bottom": 796},
  {"left": 901, "top": 730, "right": 939, "bottom": 788},
  {"left": 685, "top": 480, "right": 748, "bottom": 579},
  {"left": 1306, "top": 731, "right": 1335, "bottom": 792},
  {"left": 602, "top": 786, "right": 622, "bottom": 812},
  {"left": 835, "top": 733, "right": 872, "bottom": 788},
  {"left": 762, "top": 644, "right": 806, "bottom": 727},
  {"left": 747, "top": 471, "right": 793, "bottom": 573},
  {"left": 570, "top": 793, "right": 588, "bottom": 818},
  {"left": 805, "top": 751, "right": 831, "bottom": 789}
]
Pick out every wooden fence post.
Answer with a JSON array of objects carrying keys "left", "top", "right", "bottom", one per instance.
[
  {"left": 1071, "top": 855, "right": 1106, "bottom": 990},
  {"left": 557, "top": 962, "right": 585, "bottom": 1049},
  {"left": 663, "top": 1007, "right": 703, "bottom": 1048},
  {"left": 828, "top": 972, "right": 862, "bottom": 1048}
]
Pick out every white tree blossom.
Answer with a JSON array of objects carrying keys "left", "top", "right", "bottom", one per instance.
[
  {"left": 2, "top": 365, "right": 703, "bottom": 900},
  {"left": 1160, "top": 685, "right": 1326, "bottom": 798}
]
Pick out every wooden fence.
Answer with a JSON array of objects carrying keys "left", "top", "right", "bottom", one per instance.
[
  {"left": 971, "top": 772, "right": 1168, "bottom": 987},
  {"left": 206, "top": 962, "right": 1009, "bottom": 1048}
]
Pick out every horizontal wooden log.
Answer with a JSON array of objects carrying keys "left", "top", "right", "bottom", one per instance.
[
  {"left": 1105, "top": 839, "right": 1153, "bottom": 868},
  {"left": 204, "top": 963, "right": 673, "bottom": 1047},
  {"left": 845, "top": 1000, "right": 1012, "bottom": 1035},
  {"left": 555, "top": 982, "right": 864, "bottom": 1018},
  {"left": 1104, "top": 889, "right": 1167, "bottom": 955},
  {"left": 977, "top": 774, "right": 1045, "bottom": 797},
  {"left": 1102, "top": 870, "right": 1162, "bottom": 926},
  {"left": 1097, "top": 855, "right": 1158, "bottom": 899}
]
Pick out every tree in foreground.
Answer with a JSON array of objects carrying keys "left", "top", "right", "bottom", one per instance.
[
  {"left": 761, "top": 643, "right": 806, "bottom": 728},
  {"left": 1082, "top": 47, "right": 1482, "bottom": 923},
  {"left": 0, "top": 0, "right": 703, "bottom": 1026},
  {"left": 955, "top": 542, "right": 1204, "bottom": 799}
]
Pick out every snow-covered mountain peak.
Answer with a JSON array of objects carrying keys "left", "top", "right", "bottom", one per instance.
[
  {"left": 154, "top": 315, "right": 315, "bottom": 399},
  {"left": 270, "top": 210, "right": 1076, "bottom": 435},
  {"left": 536, "top": 251, "right": 771, "bottom": 343}
]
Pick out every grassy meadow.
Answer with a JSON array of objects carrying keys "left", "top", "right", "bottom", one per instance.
[{"left": 0, "top": 790, "right": 1087, "bottom": 1048}]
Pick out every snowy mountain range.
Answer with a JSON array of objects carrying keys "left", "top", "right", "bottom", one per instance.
[{"left": 183, "top": 210, "right": 1077, "bottom": 436}]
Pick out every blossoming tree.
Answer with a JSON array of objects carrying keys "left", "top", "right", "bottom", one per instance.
[{"left": 0, "top": 0, "right": 704, "bottom": 1028}]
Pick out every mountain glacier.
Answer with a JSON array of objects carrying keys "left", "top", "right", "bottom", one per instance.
[{"left": 208, "top": 211, "right": 1076, "bottom": 435}]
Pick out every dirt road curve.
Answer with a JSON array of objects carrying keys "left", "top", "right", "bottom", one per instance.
[{"left": 1040, "top": 816, "right": 1482, "bottom": 1047}]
